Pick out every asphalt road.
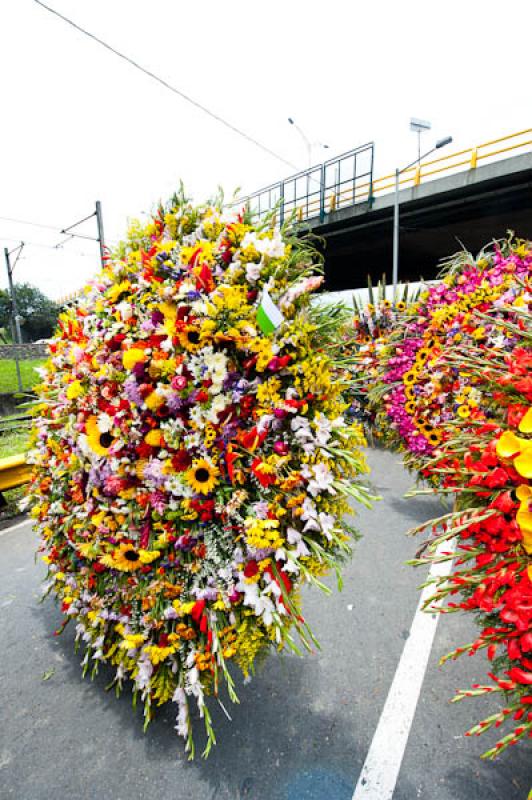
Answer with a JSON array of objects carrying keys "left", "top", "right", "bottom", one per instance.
[{"left": 0, "top": 448, "right": 530, "bottom": 800}]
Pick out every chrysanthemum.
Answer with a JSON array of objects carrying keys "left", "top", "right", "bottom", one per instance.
[{"left": 186, "top": 458, "right": 219, "bottom": 495}]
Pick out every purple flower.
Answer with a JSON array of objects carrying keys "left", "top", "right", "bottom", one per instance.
[{"left": 124, "top": 377, "right": 143, "bottom": 406}]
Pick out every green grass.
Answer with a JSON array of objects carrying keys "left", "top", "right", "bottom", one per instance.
[
  {"left": 0, "top": 358, "right": 45, "bottom": 393},
  {"left": 0, "top": 427, "right": 30, "bottom": 458}
]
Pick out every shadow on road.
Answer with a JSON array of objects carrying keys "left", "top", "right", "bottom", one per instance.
[{"left": 30, "top": 595, "right": 410, "bottom": 800}]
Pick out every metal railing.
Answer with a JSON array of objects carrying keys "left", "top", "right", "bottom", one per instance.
[
  {"left": 232, "top": 142, "right": 375, "bottom": 225},
  {"left": 233, "top": 128, "right": 532, "bottom": 226}
]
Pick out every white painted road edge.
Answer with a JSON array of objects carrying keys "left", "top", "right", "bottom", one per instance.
[
  {"left": 352, "top": 539, "right": 456, "bottom": 800},
  {"left": 0, "top": 518, "right": 31, "bottom": 538}
]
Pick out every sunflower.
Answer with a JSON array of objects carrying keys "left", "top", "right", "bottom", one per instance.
[
  {"left": 179, "top": 325, "right": 203, "bottom": 352},
  {"left": 457, "top": 404, "right": 471, "bottom": 419},
  {"left": 403, "top": 371, "right": 417, "bottom": 386},
  {"left": 426, "top": 430, "right": 443, "bottom": 446},
  {"left": 395, "top": 301, "right": 406, "bottom": 312},
  {"left": 86, "top": 416, "right": 115, "bottom": 457},
  {"left": 405, "top": 401, "right": 416, "bottom": 415},
  {"left": 404, "top": 387, "right": 415, "bottom": 401},
  {"left": 415, "top": 348, "right": 430, "bottom": 364},
  {"left": 101, "top": 543, "right": 160, "bottom": 572},
  {"left": 186, "top": 458, "right": 220, "bottom": 495}
]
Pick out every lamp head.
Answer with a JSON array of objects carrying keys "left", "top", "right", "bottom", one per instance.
[{"left": 436, "top": 136, "right": 453, "bottom": 149}]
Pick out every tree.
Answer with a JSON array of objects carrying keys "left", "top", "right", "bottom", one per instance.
[{"left": 0, "top": 282, "right": 59, "bottom": 342}]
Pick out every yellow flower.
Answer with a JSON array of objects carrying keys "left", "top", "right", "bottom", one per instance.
[
  {"left": 123, "top": 347, "right": 147, "bottom": 370},
  {"left": 496, "top": 431, "right": 532, "bottom": 479},
  {"left": 101, "top": 543, "right": 160, "bottom": 572},
  {"left": 245, "top": 518, "right": 284, "bottom": 550},
  {"left": 144, "top": 644, "right": 175, "bottom": 665},
  {"left": 66, "top": 380, "right": 84, "bottom": 400},
  {"left": 186, "top": 458, "right": 219, "bottom": 495},
  {"left": 86, "top": 415, "right": 114, "bottom": 456},
  {"left": 426, "top": 430, "right": 443, "bottom": 446},
  {"left": 457, "top": 405, "right": 471, "bottom": 419},
  {"left": 496, "top": 431, "right": 525, "bottom": 460},
  {"left": 120, "top": 633, "right": 145, "bottom": 650},
  {"left": 77, "top": 542, "right": 100, "bottom": 560},
  {"left": 516, "top": 485, "right": 532, "bottom": 553},
  {"left": 145, "top": 429, "right": 164, "bottom": 447},
  {"left": 179, "top": 325, "right": 203, "bottom": 352},
  {"left": 106, "top": 280, "right": 131, "bottom": 304},
  {"left": 145, "top": 391, "right": 164, "bottom": 411},
  {"left": 519, "top": 408, "right": 532, "bottom": 434}
]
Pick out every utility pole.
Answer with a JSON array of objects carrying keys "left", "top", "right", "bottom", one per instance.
[
  {"left": 95, "top": 200, "right": 106, "bottom": 269},
  {"left": 57, "top": 201, "right": 106, "bottom": 269},
  {"left": 4, "top": 245, "right": 23, "bottom": 392}
]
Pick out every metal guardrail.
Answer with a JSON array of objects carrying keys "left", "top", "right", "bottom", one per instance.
[
  {"left": 0, "top": 453, "right": 31, "bottom": 492},
  {"left": 232, "top": 142, "right": 375, "bottom": 225}
]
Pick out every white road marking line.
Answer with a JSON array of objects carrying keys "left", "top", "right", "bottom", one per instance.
[
  {"left": 0, "top": 518, "right": 31, "bottom": 538},
  {"left": 352, "top": 540, "right": 455, "bottom": 800}
]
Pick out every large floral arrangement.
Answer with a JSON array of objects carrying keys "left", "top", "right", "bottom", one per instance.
[
  {"left": 342, "top": 281, "right": 417, "bottom": 438},
  {"left": 27, "top": 191, "right": 371, "bottom": 754},
  {"left": 370, "top": 239, "right": 532, "bottom": 478},
  {"left": 409, "top": 299, "right": 532, "bottom": 777}
]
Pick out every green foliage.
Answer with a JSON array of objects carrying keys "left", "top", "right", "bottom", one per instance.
[{"left": 0, "top": 283, "right": 59, "bottom": 342}]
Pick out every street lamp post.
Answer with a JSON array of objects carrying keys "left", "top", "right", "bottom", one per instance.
[
  {"left": 392, "top": 135, "right": 453, "bottom": 295},
  {"left": 287, "top": 117, "right": 329, "bottom": 169}
]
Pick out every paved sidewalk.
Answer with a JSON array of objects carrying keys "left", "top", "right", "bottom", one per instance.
[{"left": 0, "top": 449, "right": 529, "bottom": 800}]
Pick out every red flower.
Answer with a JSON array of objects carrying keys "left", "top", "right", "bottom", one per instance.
[{"left": 244, "top": 561, "right": 259, "bottom": 578}]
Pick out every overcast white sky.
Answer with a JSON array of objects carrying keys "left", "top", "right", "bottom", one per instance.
[{"left": 1, "top": 0, "right": 531, "bottom": 299}]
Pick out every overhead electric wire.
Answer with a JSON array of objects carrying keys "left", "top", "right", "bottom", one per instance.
[
  {"left": 0, "top": 235, "right": 97, "bottom": 257},
  {"left": 0, "top": 215, "right": 63, "bottom": 233},
  {"left": 33, "top": 0, "right": 298, "bottom": 172}
]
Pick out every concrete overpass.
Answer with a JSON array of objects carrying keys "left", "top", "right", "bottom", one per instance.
[
  {"left": 236, "top": 129, "right": 532, "bottom": 290},
  {"left": 314, "top": 151, "right": 532, "bottom": 290}
]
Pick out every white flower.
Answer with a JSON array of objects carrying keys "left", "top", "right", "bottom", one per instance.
[
  {"left": 314, "top": 415, "right": 332, "bottom": 446},
  {"left": 206, "top": 394, "right": 228, "bottom": 424},
  {"left": 304, "top": 462, "right": 335, "bottom": 497},
  {"left": 301, "top": 497, "right": 320, "bottom": 531},
  {"left": 246, "top": 262, "right": 262, "bottom": 283},
  {"left": 116, "top": 301, "right": 133, "bottom": 320},
  {"left": 97, "top": 412, "right": 114, "bottom": 433},
  {"left": 318, "top": 512, "right": 336, "bottom": 541},
  {"left": 235, "top": 578, "right": 275, "bottom": 626},
  {"left": 189, "top": 406, "right": 204, "bottom": 429}
]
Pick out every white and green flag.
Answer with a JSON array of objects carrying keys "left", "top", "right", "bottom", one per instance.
[{"left": 256, "top": 288, "right": 284, "bottom": 335}]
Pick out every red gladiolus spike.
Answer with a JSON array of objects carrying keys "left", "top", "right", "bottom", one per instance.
[{"left": 191, "top": 599, "right": 206, "bottom": 624}]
